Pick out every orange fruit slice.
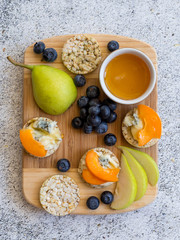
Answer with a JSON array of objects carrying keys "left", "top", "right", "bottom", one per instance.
[
  {"left": 82, "top": 169, "right": 107, "bottom": 185},
  {"left": 137, "top": 104, "right": 162, "bottom": 146},
  {"left": 20, "top": 129, "right": 47, "bottom": 157},
  {"left": 85, "top": 150, "right": 119, "bottom": 182}
]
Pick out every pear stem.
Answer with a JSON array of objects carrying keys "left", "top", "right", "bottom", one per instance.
[{"left": 7, "top": 56, "right": 33, "bottom": 70}]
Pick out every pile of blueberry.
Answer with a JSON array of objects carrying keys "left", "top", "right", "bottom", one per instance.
[
  {"left": 71, "top": 85, "right": 117, "bottom": 135},
  {"left": 33, "top": 41, "right": 57, "bottom": 62},
  {"left": 86, "top": 191, "right": 114, "bottom": 210}
]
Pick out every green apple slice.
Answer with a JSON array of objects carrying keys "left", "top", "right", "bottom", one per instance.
[
  {"left": 118, "top": 146, "right": 159, "bottom": 186},
  {"left": 111, "top": 154, "right": 137, "bottom": 210},
  {"left": 121, "top": 148, "right": 148, "bottom": 201}
]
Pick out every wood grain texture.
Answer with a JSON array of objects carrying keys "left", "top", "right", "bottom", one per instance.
[{"left": 23, "top": 34, "right": 158, "bottom": 215}]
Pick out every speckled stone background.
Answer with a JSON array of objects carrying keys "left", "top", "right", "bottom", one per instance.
[{"left": 0, "top": 0, "right": 180, "bottom": 239}]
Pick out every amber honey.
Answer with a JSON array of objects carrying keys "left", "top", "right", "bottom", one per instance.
[{"left": 104, "top": 54, "right": 151, "bottom": 100}]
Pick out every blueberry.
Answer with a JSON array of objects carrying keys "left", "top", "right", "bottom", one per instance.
[
  {"left": 86, "top": 86, "right": 100, "bottom": 98},
  {"left": 87, "top": 115, "right": 101, "bottom": 127},
  {"left": 95, "top": 121, "right": 108, "bottom": 134},
  {"left": 86, "top": 196, "right": 100, "bottom": 210},
  {"left": 77, "top": 96, "right": 89, "bottom": 108},
  {"left": 88, "top": 106, "right": 100, "bottom": 117},
  {"left": 102, "top": 99, "right": 117, "bottom": 111},
  {"left": 88, "top": 98, "right": 102, "bottom": 108},
  {"left": 33, "top": 41, "right": 45, "bottom": 54},
  {"left": 100, "top": 191, "right": 114, "bottom": 204},
  {"left": 57, "top": 159, "right": 70, "bottom": 172},
  {"left": 104, "top": 133, "right": 117, "bottom": 146},
  {"left": 100, "top": 105, "right": 111, "bottom": 120},
  {"left": 107, "top": 41, "right": 119, "bottom": 52},
  {"left": 74, "top": 75, "right": 86, "bottom": 87},
  {"left": 43, "top": 48, "right": 57, "bottom": 62},
  {"left": 80, "top": 108, "right": 88, "bottom": 120},
  {"left": 71, "top": 117, "right": 83, "bottom": 129},
  {"left": 105, "top": 111, "right": 117, "bottom": 123},
  {"left": 83, "top": 122, "right": 93, "bottom": 134}
]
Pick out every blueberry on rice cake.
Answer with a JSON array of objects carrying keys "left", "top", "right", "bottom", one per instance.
[
  {"left": 40, "top": 175, "right": 80, "bottom": 216},
  {"left": 122, "top": 105, "right": 162, "bottom": 148},
  {"left": 78, "top": 148, "right": 120, "bottom": 188},
  {"left": 20, "top": 117, "right": 63, "bottom": 158},
  {"left": 62, "top": 34, "right": 102, "bottom": 74}
]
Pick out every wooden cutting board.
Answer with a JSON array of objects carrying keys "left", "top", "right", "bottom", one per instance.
[{"left": 23, "top": 34, "right": 158, "bottom": 215}]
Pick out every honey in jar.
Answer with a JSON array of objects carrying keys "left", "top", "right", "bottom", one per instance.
[{"left": 104, "top": 54, "right": 151, "bottom": 100}]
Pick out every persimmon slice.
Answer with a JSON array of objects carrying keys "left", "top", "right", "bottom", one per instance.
[
  {"left": 20, "top": 129, "right": 47, "bottom": 157},
  {"left": 137, "top": 104, "right": 162, "bottom": 146},
  {"left": 82, "top": 169, "right": 107, "bottom": 185},
  {"left": 85, "top": 150, "right": 119, "bottom": 182}
]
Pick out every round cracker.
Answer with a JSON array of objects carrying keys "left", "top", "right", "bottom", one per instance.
[
  {"left": 23, "top": 117, "right": 62, "bottom": 157},
  {"left": 40, "top": 175, "right": 80, "bottom": 216},
  {"left": 78, "top": 147, "right": 120, "bottom": 188},
  {"left": 62, "top": 34, "right": 102, "bottom": 74},
  {"left": 122, "top": 110, "right": 158, "bottom": 148}
]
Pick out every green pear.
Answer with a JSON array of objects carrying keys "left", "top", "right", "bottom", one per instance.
[
  {"left": 111, "top": 154, "right": 137, "bottom": 210},
  {"left": 7, "top": 56, "right": 77, "bottom": 115},
  {"left": 117, "top": 146, "right": 159, "bottom": 186},
  {"left": 120, "top": 148, "right": 148, "bottom": 201}
]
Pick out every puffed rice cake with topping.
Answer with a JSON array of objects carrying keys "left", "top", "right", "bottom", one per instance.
[
  {"left": 40, "top": 175, "right": 80, "bottom": 216},
  {"left": 62, "top": 34, "right": 102, "bottom": 74},
  {"left": 78, "top": 147, "right": 120, "bottom": 188}
]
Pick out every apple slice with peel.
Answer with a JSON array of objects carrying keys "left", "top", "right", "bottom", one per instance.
[
  {"left": 121, "top": 148, "right": 148, "bottom": 201},
  {"left": 111, "top": 154, "right": 137, "bottom": 210},
  {"left": 118, "top": 146, "right": 159, "bottom": 186}
]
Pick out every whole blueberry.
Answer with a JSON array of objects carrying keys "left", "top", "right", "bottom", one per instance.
[
  {"left": 71, "top": 117, "right": 84, "bottom": 129},
  {"left": 95, "top": 121, "right": 108, "bottom": 134},
  {"left": 104, "top": 133, "right": 117, "bottom": 146},
  {"left": 74, "top": 75, "right": 86, "bottom": 87},
  {"left": 88, "top": 106, "right": 100, "bottom": 117},
  {"left": 80, "top": 108, "right": 88, "bottom": 120},
  {"left": 105, "top": 111, "right": 117, "bottom": 123},
  {"left": 86, "top": 86, "right": 100, "bottom": 98},
  {"left": 102, "top": 99, "right": 117, "bottom": 111},
  {"left": 33, "top": 41, "right": 45, "bottom": 54},
  {"left": 87, "top": 115, "right": 101, "bottom": 127},
  {"left": 57, "top": 159, "right": 70, "bottom": 172},
  {"left": 88, "top": 98, "right": 102, "bottom": 108},
  {"left": 83, "top": 122, "right": 93, "bottom": 134},
  {"left": 86, "top": 196, "right": 100, "bottom": 210},
  {"left": 107, "top": 41, "right": 119, "bottom": 52},
  {"left": 43, "top": 48, "right": 57, "bottom": 62},
  {"left": 100, "top": 191, "right": 114, "bottom": 204},
  {"left": 100, "top": 105, "right": 111, "bottom": 120},
  {"left": 77, "top": 96, "right": 89, "bottom": 108}
]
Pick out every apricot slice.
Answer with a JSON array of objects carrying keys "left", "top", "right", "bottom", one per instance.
[
  {"left": 82, "top": 169, "right": 107, "bottom": 185},
  {"left": 85, "top": 150, "right": 119, "bottom": 182},
  {"left": 137, "top": 104, "right": 162, "bottom": 146},
  {"left": 20, "top": 129, "right": 47, "bottom": 157}
]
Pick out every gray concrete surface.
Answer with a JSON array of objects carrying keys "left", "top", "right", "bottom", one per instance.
[{"left": 0, "top": 0, "right": 180, "bottom": 239}]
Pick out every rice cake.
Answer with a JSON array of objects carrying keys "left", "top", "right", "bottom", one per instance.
[
  {"left": 62, "top": 34, "right": 102, "bottom": 74},
  {"left": 40, "top": 175, "right": 80, "bottom": 216}
]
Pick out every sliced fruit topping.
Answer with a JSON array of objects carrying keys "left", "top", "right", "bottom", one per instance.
[
  {"left": 82, "top": 169, "right": 107, "bottom": 185},
  {"left": 121, "top": 148, "right": 148, "bottom": 201},
  {"left": 85, "top": 150, "right": 119, "bottom": 182},
  {"left": 101, "top": 191, "right": 114, "bottom": 204},
  {"left": 111, "top": 154, "right": 137, "bottom": 210},
  {"left": 86, "top": 196, "right": 100, "bottom": 210},
  {"left": 137, "top": 104, "right": 162, "bottom": 146},
  {"left": 118, "top": 146, "right": 159, "bottom": 186},
  {"left": 20, "top": 129, "right": 47, "bottom": 157},
  {"left": 57, "top": 159, "right": 70, "bottom": 172}
]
